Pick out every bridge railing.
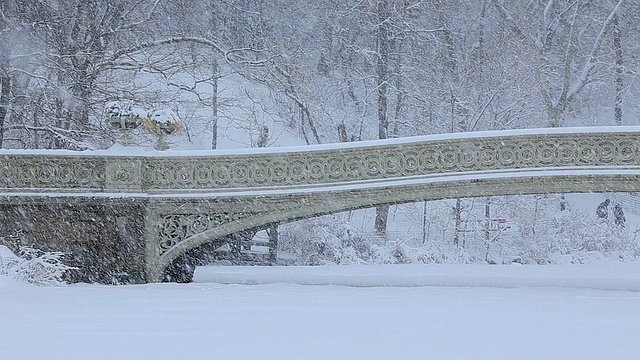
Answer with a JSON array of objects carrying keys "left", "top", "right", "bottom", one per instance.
[{"left": 1, "top": 127, "right": 640, "bottom": 195}]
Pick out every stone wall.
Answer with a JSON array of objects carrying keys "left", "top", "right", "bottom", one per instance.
[{"left": 0, "top": 197, "right": 148, "bottom": 284}]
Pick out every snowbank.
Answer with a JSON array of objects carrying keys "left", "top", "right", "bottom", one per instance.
[{"left": 194, "top": 263, "right": 640, "bottom": 291}]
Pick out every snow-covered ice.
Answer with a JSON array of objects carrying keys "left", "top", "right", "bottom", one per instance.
[{"left": 1, "top": 264, "right": 640, "bottom": 360}]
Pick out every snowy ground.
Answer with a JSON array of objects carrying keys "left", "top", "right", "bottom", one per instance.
[{"left": 2, "top": 264, "right": 640, "bottom": 360}]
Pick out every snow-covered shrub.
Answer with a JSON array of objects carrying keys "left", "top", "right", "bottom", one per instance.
[
  {"left": 279, "top": 215, "right": 378, "bottom": 265},
  {"left": 381, "top": 239, "right": 481, "bottom": 265},
  {"left": 279, "top": 196, "right": 640, "bottom": 267},
  {"left": 0, "top": 245, "right": 74, "bottom": 286},
  {"left": 0, "top": 245, "right": 20, "bottom": 276},
  {"left": 279, "top": 213, "right": 482, "bottom": 266},
  {"left": 510, "top": 203, "right": 634, "bottom": 264}
]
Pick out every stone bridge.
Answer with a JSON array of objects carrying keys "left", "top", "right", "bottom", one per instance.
[{"left": 2, "top": 127, "right": 640, "bottom": 284}]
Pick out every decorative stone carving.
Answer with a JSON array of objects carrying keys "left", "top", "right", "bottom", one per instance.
[
  {"left": 106, "top": 158, "right": 143, "bottom": 191},
  {"left": 2, "top": 131, "right": 640, "bottom": 194},
  {"left": 157, "top": 212, "right": 248, "bottom": 254},
  {"left": 138, "top": 133, "right": 640, "bottom": 191},
  {"left": 0, "top": 156, "right": 105, "bottom": 190}
]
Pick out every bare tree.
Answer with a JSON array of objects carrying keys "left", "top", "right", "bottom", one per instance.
[
  {"left": 0, "top": 0, "right": 10, "bottom": 148},
  {"left": 373, "top": 0, "right": 391, "bottom": 236},
  {"left": 613, "top": 13, "right": 623, "bottom": 125},
  {"left": 492, "top": 0, "right": 625, "bottom": 127}
]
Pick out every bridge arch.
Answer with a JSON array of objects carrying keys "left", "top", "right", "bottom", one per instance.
[{"left": 152, "top": 169, "right": 640, "bottom": 281}]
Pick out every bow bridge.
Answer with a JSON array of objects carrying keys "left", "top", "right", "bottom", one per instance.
[{"left": 2, "top": 127, "right": 640, "bottom": 283}]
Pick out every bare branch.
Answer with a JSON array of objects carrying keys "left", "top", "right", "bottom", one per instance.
[
  {"left": 116, "top": 0, "right": 163, "bottom": 31},
  {"left": 566, "top": 0, "right": 624, "bottom": 101},
  {"left": 97, "top": 36, "right": 274, "bottom": 71},
  {"left": 491, "top": 0, "right": 535, "bottom": 44},
  {"left": 558, "top": 1, "right": 580, "bottom": 106}
]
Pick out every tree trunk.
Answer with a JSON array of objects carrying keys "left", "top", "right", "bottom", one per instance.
[
  {"left": 473, "top": 1, "right": 488, "bottom": 72},
  {"left": 375, "top": 205, "right": 389, "bottom": 237},
  {"left": 484, "top": 199, "right": 491, "bottom": 247},
  {"left": 267, "top": 225, "right": 278, "bottom": 264},
  {"left": 211, "top": 60, "right": 219, "bottom": 149},
  {"left": 422, "top": 201, "right": 429, "bottom": 244},
  {"left": 453, "top": 199, "right": 462, "bottom": 247},
  {"left": 374, "top": 0, "right": 390, "bottom": 236},
  {"left": 0, "top": 8, "right": 9, "bottom": 149},
  {"left": 376, "top": 0, "right": 390, "bottom": 141},
  {"left": 613, "top": 15, "right": 623, "bottom": 126},
  {"left": 437, "top": 0, "right": 456, "bottom": 76},
  {"left": 548, "top": 106, "right": 564, "bottom": 128},
  {"left": 0, "top": 75, "right": 8, "bottom": 149}
]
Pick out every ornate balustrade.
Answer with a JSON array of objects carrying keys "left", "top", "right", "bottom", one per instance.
[{"left": 2, "top": 127, "right": 640, "bottom": 195}]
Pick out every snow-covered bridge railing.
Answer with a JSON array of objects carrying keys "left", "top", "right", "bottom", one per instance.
[
  {"left": 1, "top": 126, "right": 640, "bottom": 195},
  {"left": 3, "top": 126, "right": 640, "bottom": 284}
]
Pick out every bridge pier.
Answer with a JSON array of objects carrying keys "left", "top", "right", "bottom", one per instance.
[
  {"left": 0, "top": 195, "right": 275, "bottom": 284},
  {"left": 0, "top": 197, "right": 149, "bottom": 284}
]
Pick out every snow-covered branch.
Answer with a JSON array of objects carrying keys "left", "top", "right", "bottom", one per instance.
[
  {"left": 112, "top": 0, "right": 163, "bottom": 32},
  {"left": 566, "top": 0, "right": 625, "bottom": 102},
  {"left": 491, "top": 0, "right": 535, "bottom": 44},
  {"left": 98, "top": 37, "right": 275, "bottom": 71}
]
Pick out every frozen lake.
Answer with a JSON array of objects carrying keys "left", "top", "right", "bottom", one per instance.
[{"left": 1, "top": 264, "right": 640, "bottom": 360}]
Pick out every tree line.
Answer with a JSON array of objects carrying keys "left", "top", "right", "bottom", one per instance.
[{"left": 1, "top": 0, "right": 637, "bottom": 150}]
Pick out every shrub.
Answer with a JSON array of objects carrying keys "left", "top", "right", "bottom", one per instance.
[{"left": 0, "top": 245, "right": 75, "bottom": 286}]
